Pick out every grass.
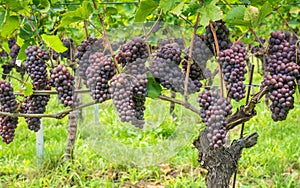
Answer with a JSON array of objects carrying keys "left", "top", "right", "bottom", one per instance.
[{"left": 0, "top": 66, "right": 300, "bottom": 187}]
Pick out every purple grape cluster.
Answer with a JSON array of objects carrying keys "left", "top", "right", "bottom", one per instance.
[
  {"left": 0, "top": 81, "right": 19, "bottom": 144},
  {"left": 261, "top": 31, "right": 300, "bottom": 121},
  {"left": 86, "top": 52, "right": 116, "bottom": 103},
  {"left": 50, "top": 64, "right": 75, "bottom": 107},
  {"left": 2, "top": 38, "right": 23, "bottom": 79},
  {"left": 21, "top": 92, "right": 50, "bottom": 132},
  {"left": 197, "top": 89, "right": 232, "bottom": 149},
  {"left": 150, "top": 45, "right": 197, "bottom": 94},
  {"left": 219, "top": 43, "right": 248, "bottom": 101},
  {"left": 24, "top": 46, "right": 49, "bottom": 90},
  {"left": 116, "top": 37, "right": 148, "bottom": 67},
  {"left": 156, "top": 43, "right": 182, "bottom": 65},
  {"left": 205, "top": 20, "right": 231, "bottom": 54},
  {"left": 76, "top": 38, "right": 105, "bottom": 85},
  {"left": 158, "top": 38, "right": 185, "bottom": 50},
  {"left": 124, "top": 58, "right": 148, "bottom": 128},
  {"left": 109, "top": 74, "right": 135, "bottom": 123}
]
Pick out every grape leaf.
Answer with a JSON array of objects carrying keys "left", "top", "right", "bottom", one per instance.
[
  {"left": 41, "top": 34, "right": 67, "bottom": 53},
  {"left": 225, "top": 6, "right": 250, "bottom": 26},
  {"left": 58, "top": 1, "right": 93, "bottom": 27},
  {"left": 255, "top": 2, "right": 272, "bottom": 27},
  {"left": 1, "top": 16, "right": 19, "bottom": 37},
  {"left": 4, "top": 0, "right": 30, "bottom": 12},
  {"left": 147, "top": 73, "right": 162, "bottom": 99},
  {"left": 134, "top": 0, "right": 159, "bottom": 22},
  {"left": 17, "top": 41, "right": 30, "bottom": 61},
  {"left": 244, "top": 6, "right": 259, "bottom": 27},
  {"left": 199, "top": 0, "right": 223, "bottom": 27},
  {"left": 21, "top": 82, "right": 33, "bottom": 97},
  {"left": 159, "top": 0, "right": 176, "bottom": 11},
  {"left": 170, "top": 1, "right": 185, "bottom": 16}
]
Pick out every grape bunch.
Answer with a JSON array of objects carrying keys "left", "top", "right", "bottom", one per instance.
[
  {"left": 124, "top": 58, "right": 148, "bottom": 128},
  {"left": 0, "top": 81, "right": 19, "bottom": 144},
  {"left": 150, "top": 45, "right": 197, "bottom": 94},
  {"left": 156, "top": 43, "right": 182, "bottom": 65},
  {"left": 50, "top": 64, "right": 75, "bottom": 107},
  {"left": 205, "top": 20, "right": 231, "bottom": 54},
  {"left": 76, "top": 38, "right": 105, "bottom": 85},
  {"left": 261, "top": 31, "right": 300, "bottom": 121},
  {"left": 116, "top": 36, "right": 148, "bottom": 67},
  {"left": 24, "top": 46, "right": 49, "bottom": 89},
  {"left": 86, "top": 52, "right": 116, "bottom": 103},
  {"left": 2, "top": 38, "right": 23, "bottom": 79},
  {"left": 158, "top": 38, "right": 185, "bottom": 50},
  {"left": 21, "top": 93, "right": 50, "bottom": 132},
  {"left": 219, "top": 43, "right": 248, "bottom": 101},
  {"left": 109, "top": 74, "right": 135, "bottom": 123},
  {"left": 197, "top": 89, "right": 232, "bottom": 149}
]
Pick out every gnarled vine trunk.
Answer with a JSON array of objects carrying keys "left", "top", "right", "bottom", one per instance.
[{"left": 193, "top": 130, "right": 258, "bottom": 188}]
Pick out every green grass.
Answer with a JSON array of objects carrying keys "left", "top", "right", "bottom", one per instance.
[{"left": 1, "top": 64, "right": 300, "bottom": 187}]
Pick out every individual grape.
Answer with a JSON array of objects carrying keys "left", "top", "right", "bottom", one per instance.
[
  {"left": 205, "top": 20, "right": 231, "bottom": 54},
  {"left": 116, "top": 36, "right": 148, "bottom": 67},
  {"left": 109, "top": 74, "right": 135, "bottom": 123},
  {"left": 150, "top": 45, "right": 198, "bottom": 94},
  {"left": 86, "top": 52, "right": 116, "bottom": 103},
  {"left": 219, "top": 43, "right": 248, "bottom": 101},
  {"left": 76, "top": 38, "right": 105, "bottom": 85},
  {"left": 50, "top": 64, "right": 75, "bottom": 107},
  {"left": 24, "top": 46, "right": 49, "bottom": 89},
  {"left": 0, "top": 81, "right": 19, "bottom": 144},
  {"left": 197, "top": 89, "right": 232, "bottom": 149}
]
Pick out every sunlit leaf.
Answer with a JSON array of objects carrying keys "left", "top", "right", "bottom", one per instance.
[
  {"left": 199, "top": 0, "right": 223, "bottom": 27},
  {"left": 134, "top": 0, "right": 159, "bottom": 22},
  {"left": 41, "top": 34, "right": 67, "bottom": 53}
]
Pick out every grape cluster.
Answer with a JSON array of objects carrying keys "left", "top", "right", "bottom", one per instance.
[
  {"left": 50, "top": 64, "right": 75, "bottom": 107},
  {"left": 116, "top": 37, "right": 148, "bottom": 67},
  {"left": 77, "top": 38, "right": 105, "bottom": 85},
  {"left": 262, "top": 74, "right": 296, "bottom": 121},
  {"left": 205, "top": 20, "right": 231, "bottom": 54},
  {"left": 2, "top": 38, "right": 23, "bottom": 79},
  {"left": 86, "top": 52, "right": 116, "bottom": 103},
  {"left": 24, "top": 46, "right": 49, "bottom": 89},
  {"left": 150, "top": 45, "right": 197, "bottom": 94},
  {"left": 22, "top": 93, "right": 50, "bottom": 132},
  {"left": 219, "top": 43, "right": 248, "bottom": 101},
  {"left": 158, "top": 38, "right": 185, "bottom": 50},
  {"left": 0, "top": 81, "right": 19, "bottom": 144},
  {"left": 156, "top": 43, "right": 182, "bottom": 65},
  {"left": 261, "top": 31, "right": 300, "bottom": 121},
  {"left": 197, "top": 89, "right": 232, "bottom": 149},
  {"left": 109, "top": 74, "right": 135, "bottom": 123},
  {"left": 124, "top": 58, "right": 148, "bottom": 128}
]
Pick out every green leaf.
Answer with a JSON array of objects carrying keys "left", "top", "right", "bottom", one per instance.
[
  {"left": 199, "top": 0, "right": 223, "bottom": 27},
  {"left": 33, "top": 0, "right": 50, "bottom": 12},
  {"left": 225, "top": 6, "right": 250, "bottom": 26},
  {"left": 147, "top": 73, "right": 162, "bottom": 99},
  {"left": 4, "top": 0, "right": 30, "bottom": 11},
  {"left": 41, "top": 34, "right": 67, "bottom": 53},
  {"left": 244, "top": 5, "right": 259, "bottom": 27},
  {"left": 1, "top": 16, "right": 19, "bottom": 37},
  {"left": 0, "top": 9, "right": 6, "bottom": 28},
  {"left": 58, "top": 1, "right": 93, "bottom": 27},
  {"left": 17, "top": 41, "right": 30, "bottom": 61},
  {"left": 21, "top": 82, "right": 33, "bottom": 97},
  {"left": 170, "top": 1, "right": 185, "bottom": 16},
  {"left": 255, "top": 2, "right": 272, "bottom": 27},
  {"left": 106, "top": 7, "right": 118, "bottom": 15},
  {"left": 290, "top": 7, "right": 300, "bottom": 14},
  {"left": 134, "top": 0, "right": 159, "bottom": 22},
  {"left": 159, "top": 0, "right": 176, "bottom": 11}
]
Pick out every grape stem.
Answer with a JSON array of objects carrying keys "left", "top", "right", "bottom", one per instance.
[
  {"left": 184, "top": 12, "right": 200, "bottom": 102},
  {"left": 91, "top": 0, "right": 122, "bottom": 74},
  {"left": 209, "top": 21, "right": 224, "bottom": 98}
]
